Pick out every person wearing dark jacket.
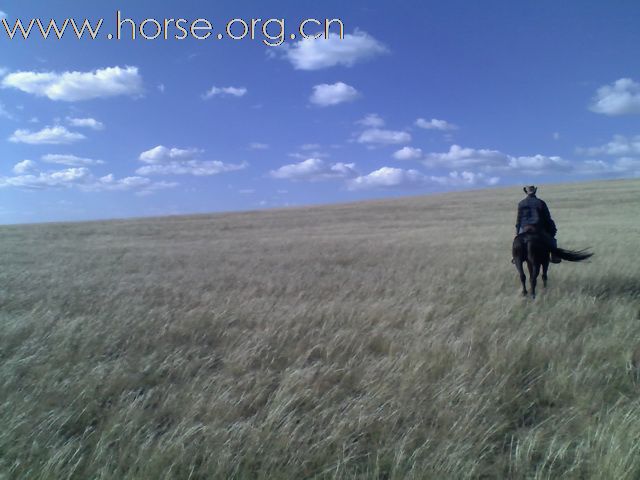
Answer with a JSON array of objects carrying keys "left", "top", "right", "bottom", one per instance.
[{"left": 515, "top": 185, "right": 561, "bottom": 263}]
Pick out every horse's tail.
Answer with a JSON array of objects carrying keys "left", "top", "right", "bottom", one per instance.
[{"left": 553, "top": 247, "right": 594, "bottom": 262}]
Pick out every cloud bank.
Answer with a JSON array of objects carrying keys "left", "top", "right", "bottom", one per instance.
[
  {"left": 2, "top": 66, "right": 143, "bottom": 101},
  {"left": 590, "top": 78, "right": 640, "bottom": 116},
  {"left": 137, "top": 145, "right": 247, "bottom": 176},
  {"left": 280, "top": 30, "right": 388, "bottom": 70},
  {"left": 310, "top": 82, "right": 359, "bottom": 107},
  {"left": 270, "top": 158, "right": 358, "bottom": 181}
]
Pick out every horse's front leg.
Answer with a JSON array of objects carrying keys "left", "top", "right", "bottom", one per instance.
[
  {"left": 541, "top": 260, "right": 549, "bottom": 288},
  {"left": 515, "top": 260, "right": 527, "bottom": 295}
]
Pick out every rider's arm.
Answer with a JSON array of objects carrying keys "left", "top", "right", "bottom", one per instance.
[
  {"left": 515, "top": 204, "right": 522, "bottom": 234},
  {"left": 540, "top": 201, "right": 557, "bottom": 235}
]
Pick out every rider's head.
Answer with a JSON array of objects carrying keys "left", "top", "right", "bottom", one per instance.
[{"left": 523, "top": 185, "right": 537, "bottom": 195}]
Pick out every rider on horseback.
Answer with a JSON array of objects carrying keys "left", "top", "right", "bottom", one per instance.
[{"left": 515, "top": 185, "right": 561, "bottom": 264}]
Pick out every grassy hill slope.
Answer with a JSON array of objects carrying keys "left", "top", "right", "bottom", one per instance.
[{"left": 1, "top": 179, "right": 639, "bottom": 479}]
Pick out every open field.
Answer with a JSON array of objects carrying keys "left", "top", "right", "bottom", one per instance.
[{"left": 1, "top": 178, "right": 639, "bottom": 479}]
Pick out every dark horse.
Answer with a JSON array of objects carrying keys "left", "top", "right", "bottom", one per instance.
[{"left": 512, "top": 226, "right": 593, "bottom": 298}]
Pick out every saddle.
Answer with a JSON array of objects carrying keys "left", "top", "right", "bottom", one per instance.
[{"left": 518, "top": 225, "right": 537, "bottom": 245}]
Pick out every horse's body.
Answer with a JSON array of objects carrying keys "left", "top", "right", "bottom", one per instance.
[{"left": 512, "top": 227, "right": 593, "bottom": 298}]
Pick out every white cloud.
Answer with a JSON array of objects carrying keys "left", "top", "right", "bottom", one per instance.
[
  {"left": 289, "top": 145, "right": 329, "bottom": 160},
  {"left": 610, "top": 157, "right": 640, "bottom": 176},
  {"left": 357, "top": 113, "right": 385, "bottom": 128},
  {"left": 431, "top": 171, "right": 500, "bottom": 187},
  {"left": 393, "top": 146, "right": 423, "bottom": 160},
  {"left": 423, "top": 144, "right": 508, "bottom": 170},
  {"left": 348, "top": 167, "right": 426, "bottom": 190},
  {"left": 1, "top": 66, "right": 143, "bottom": 101},
  {"left": 90, "top": 174, "right": 149, "bottom": 190},
  {"left": 280, "top": 138, "right": 640, "bottom": 188},
  {"left": 589, "top": 78, "right": 640, "bottom": 116},
  {"left": 301, "top": 143, "right": 321, "bottom": 151},
  {"left": 357, "top": 128, "right": 411, "bottom": 145},
  {"left": 0, "top": 102, "right": 12, "bottom": 119},
  {"left": 0, "top": 11, "right": 6, "bottom": 21},
  {"left": 415, "top": 118, "right": 458, "bottom": 131},
  {"left": 508, "top": 155, "right": 571, "bottom": 174},
  {"left": 136, "top": 161, "right": 246, "bottom": 176},
  {"left": 578, "top": 157, "right": 640, "bottom": 176},
  {"left": 423, "top": 144, "right": 573, "bottom": 175},
  {"left": 0, "top": 167, "right": 91, "bottom": 189},
  {"left": 88, "top": 174, "right": 178, "bottom": 195},
  {"left": 573, "top": 134, "right": 640, "bottom": 176},
  {"left": 9, "top": 126, "right": 85, "bottom": 144},
  {"left": 249, "top": 142, "right": 269, "bottom": 150},
  {"left": 604, "top": 157, "right": 640, "bottom": 175},
  {"left": 310, "top": 82, "right": 359, "bottom": 107},
  {"left": 13, "top": 160, "right": 37, "bottom": 174},
  {"left": 158, "top": 83, "right": 166, "bottom": 93},
  {"left": 137, "top": 145, "right": 246, "bottom": 176},
  {"left": 270, "top": 158, "right": 358, "bottom": 181},
  {"left": 348, "top": 166, "right": 500, "bottom": 191},
  {"left": 280, "top": 30, "right": 388, "bottom": 70},
  {"left": 578, "top": 134, "right": 640, "bottom": 156},
  {"left": 135, "top": 182, "right": 179, "bottom": 196},
  {"left": 67, "top": 117, "right": 104, "bottom": 130},
  {"left": 42, "top": 153, "right": 104, "bottom": 166},
  {"left": 139, "top": 145, "right": 202, "bottom": 164},
  {"left": 203, "top": 86, "right": 247, "bottom": 99},
  {"left": 0, "top": 163, "right": 177, "bottom": 194}
]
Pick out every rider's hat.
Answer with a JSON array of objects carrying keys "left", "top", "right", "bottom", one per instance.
[{"left": 523, "top": 185, "right": 537, "bottom": 195}]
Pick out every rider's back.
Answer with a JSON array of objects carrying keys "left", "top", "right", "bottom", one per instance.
[{"left": 517, "top": 195, "right": 548, "bottom": 228}]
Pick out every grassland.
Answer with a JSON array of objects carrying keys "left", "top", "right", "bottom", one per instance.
[{"left": 1, "top": 178, "right": 639, "bottom": 479}]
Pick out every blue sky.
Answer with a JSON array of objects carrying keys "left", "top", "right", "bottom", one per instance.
[{"left": 1, "top": 0, "right": 639, "bottom": 224}]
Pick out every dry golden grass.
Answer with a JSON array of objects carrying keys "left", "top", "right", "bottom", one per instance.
[{"left": 1, "top": 178, "right": 639, "bottom": 479}]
